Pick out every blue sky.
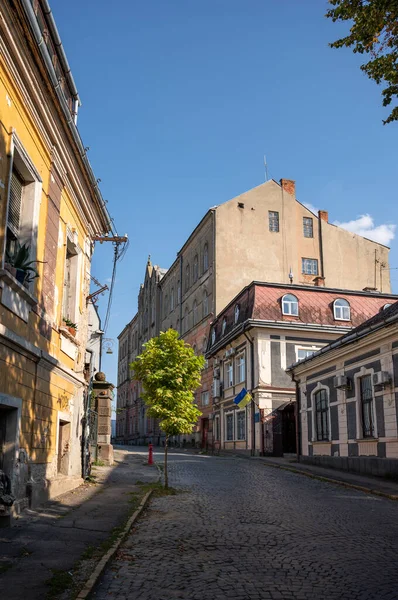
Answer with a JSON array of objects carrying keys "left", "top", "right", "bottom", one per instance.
[{"left": 52, "top": 0, "right": 397, "bottom": 384}]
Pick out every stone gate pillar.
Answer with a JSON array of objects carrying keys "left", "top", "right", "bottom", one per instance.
[{"left": 92, "top": 372, "right": 114, "bottom": 466}]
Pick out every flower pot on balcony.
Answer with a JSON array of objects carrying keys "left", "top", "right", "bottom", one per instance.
[{"left": 68, "top": 326, "right": 76, "bottom": 337}]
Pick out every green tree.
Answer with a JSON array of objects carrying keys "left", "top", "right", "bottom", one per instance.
[
  {"left": 131, "top": 329, "right": 204, "bottom": 488},
  {"left": 326, "top": 0, "right": 398, "bottom": 124}
]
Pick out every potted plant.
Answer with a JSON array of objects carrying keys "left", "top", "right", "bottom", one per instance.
[
  {"left": 5, "top": 242, "right": 40, "bottom": 287},
  {"left": 62, "top": 317, "right": 78, "bottom": 337}
]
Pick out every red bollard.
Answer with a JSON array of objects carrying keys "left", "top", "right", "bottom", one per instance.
[{"left": 148, "top": 443, "right": 153, "bottom": 465}]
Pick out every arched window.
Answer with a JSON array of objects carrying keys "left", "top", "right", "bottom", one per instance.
[
  {"left": 170, "top": 288, "right": 174, "bottom": 311},
  {"left": 333, "top": 298, "right": 350, "bottom": 321},
  {"left": 234, "top": 304, "right": 240, "bottom": 323},
  {"left": 282, "top": 294, "right": 299, "bottom": 316},
  {"left": 222, "top": 318, "right": 227, "bottom": 335},
  {"left": 193, "top": 300, "right": 198, "bottom": 325},
  {"left": 382, "top": 303, "right": 392, "bottom": 311},
  {"left": 203, "top": 290, "right": 209, "bottom": 317},
  {"left": 185, "top": 265, "right": 190, "bottom": 291},
  {"left": 193, "top": 255, "right": 199, "bottom": 282},
  {"left": 203, "top": 243, "right": 209, "bottom": 272},
  {"left": 184, "top": 306, "right": 189, "bottom": 333},
  {"left": 164, "top": 295, "right": 168, "bottom": 317},
  {"left": 177, "top": 281, "right": 181, "bottom": 304},
  {"left": 314, "top": 389, "right": 329, "bottom": 441}
]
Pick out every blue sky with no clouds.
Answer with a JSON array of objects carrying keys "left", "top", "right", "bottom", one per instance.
[{"left": 51, "top": 0, "right": 398, "bottom": 383}]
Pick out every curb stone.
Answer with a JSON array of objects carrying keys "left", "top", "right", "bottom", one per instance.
[
  {"left": 76, "top": 465, "right": 160, "bottom": 600},
  {"left": 261, "top": 461, "right": 398, "bottom": 501}
]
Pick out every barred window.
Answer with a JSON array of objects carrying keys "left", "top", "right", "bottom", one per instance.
[
  {"left": 237, "top": 411, "right": 246, "bottom": 440},
  {"left": 315, "top": 389, "right": 329, "bottom": 441},
  {"left": 303, "top": 217, "right": 313, "bottom": 238},
  {"left": 226, "top": 414, "right": 234, "bottom": 441},
  {"left": 360, "top": 375, "right": 375, "bottom": 438},
  {"left": 269, "top": 211, "right": 279, "bottom": 232}
]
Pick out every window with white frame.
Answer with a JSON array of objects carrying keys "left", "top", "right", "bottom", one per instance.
[
  {"left": 302, "top": 257, "right": 318, "bottom": 275},
  {"left": 314, "top": 389, "right": 329, "bottom": 441},
  {"left": 203, "top": 243, "right": 209, "bottom": 272},
  {"left": 211, "top": 328, "right": 216, "bottom": 345},
  {"left": 62, "top": 235, "right": 80, "bottom": 323},
  {"left": 225, "top": 361, "right": 233, "bottom": 388},
  {"left": 236, "top": 411, "right": 246, "bottom": 440},
  {"left": 5, "top": 139, "right": 41, "bottom": 287},
  {"left": 201, "top": 391, "right": 209, "bottom": 406},
  {"left": 333, "top": 298, "right": 351, "bottom": 321},
  {"left": 282, "top": 294, "right": 299, "bottom": 316},
  {"left": 235, "top": 353, "right": 245, "bottom": 384},
  {"left": 226, "top": 413, "right": 234, "bottom": 441},
  {"left": 303, "top": 217, "right": 313, "bottom": 238},
  {"left": 360, "top": 374, "right": 375, "bottom": 438},
  {"left": 296, "top": 346, "right": 320, "bottom": 361},
  {"left": 234, "top": 304, "right": 240, "bottom": 323},
  {"left": 222, "top": 318, "right": 227, "bottom": 335}
]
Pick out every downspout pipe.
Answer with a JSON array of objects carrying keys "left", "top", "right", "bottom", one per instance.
[
  {"left": 290, "top": 373, "right": 301, "bottom": 463},
  {"left": 243, "top": 331, "right": 256, "bottom": 456},
  {"left": 20, "top": 0, "right": 114, "bottom": 235}
]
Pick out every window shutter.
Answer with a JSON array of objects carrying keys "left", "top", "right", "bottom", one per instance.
[{"left": 8, "top": 170, "right": 23, "bottom": 237}]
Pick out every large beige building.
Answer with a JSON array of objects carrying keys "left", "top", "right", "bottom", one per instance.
[{"left": 117, "top": 178, "right": 391, "bottom": 446}]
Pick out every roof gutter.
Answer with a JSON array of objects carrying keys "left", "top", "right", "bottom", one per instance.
[
  {"left": 20, "top": 0, "right": 115, "bottom": 235},
  {"left": 287, "top": 310, "right": 398, "bottom": 373}
]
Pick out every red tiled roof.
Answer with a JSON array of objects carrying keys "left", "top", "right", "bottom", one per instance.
[{"left": 209, "top": 282, "right": 398, "bottom": 350}]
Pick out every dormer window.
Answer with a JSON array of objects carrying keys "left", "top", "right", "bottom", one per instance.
[
  {"left": 282, "top": 294, "right": 298, "bottom": 316},
  {"left": 211, "top": 329, "right": 216, "bottom": 345},
  {"left": 334, "top": 298, "right": 350, "bottom": 321},
  {"left": 234, "top": 304, "right": 240, "bottom": 323},
  {"left": 222, "top": 318, "right": 227, "bottom": 335},
  {"left": 382, "top": 303, "right": 392, "bottom": 310}
]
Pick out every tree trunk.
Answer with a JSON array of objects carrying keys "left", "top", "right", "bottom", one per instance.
[{"left": 164, "top": 435, "right": 169, "bottom": 489}]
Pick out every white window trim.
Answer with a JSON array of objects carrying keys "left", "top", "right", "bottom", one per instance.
[
  {"left": 310, "top": 382, "right": 332, "bottom": 443},
  {"left": 235, "top": 352, "right": 246, "bottom": 384},
  {"left": 333, "top": 299, "right": 351, "bottom": 321},
  {"left": 295, "top": 345, "right": 321, "bottom": 362},
  {"left": 225, "top": 411, "right": 234, "bottom": 442},
  {"left": 354, "top": 366, "right": 378, "bottom": 440},
  {"left": 236, "top": 409, "right": 246, "bottom": 441},
  {"left": 282, "top": 294, "right": 299, "bottom": 316},
  {"left": 225, "top": 360, "right": 233, "bottom": 389}
]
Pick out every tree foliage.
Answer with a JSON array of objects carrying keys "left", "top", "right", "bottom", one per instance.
[
  {"left": 131, "top": 329, "right": 204, "bottom": 435},
  {"left": 131, "top": 329, "right": 204, "bottom": 487},
  {"left": 326, "top": 0, "right": 398, "bottom": 124}
]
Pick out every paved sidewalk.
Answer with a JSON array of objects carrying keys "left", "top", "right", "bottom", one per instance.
[
  {"left": 0, "top": 447, "right": 158, "bottom": 600},
  {"left": 253, "top": 455, "right": 398, "bottom": 499}
]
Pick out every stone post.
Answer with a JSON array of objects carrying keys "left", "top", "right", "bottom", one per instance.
[{"left": 92, "top": 372, "right": 114, "bottom": 466}]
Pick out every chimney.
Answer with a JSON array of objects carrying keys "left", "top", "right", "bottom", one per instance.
[
  {"left": 313, "top": 276, "right": 325, "bottom": 287},
  {"left": 280, "top": 179, "right": 295, "bottom": 198},
  {"left": 318, "top": 210, "right": 328, "bottom": 223}
]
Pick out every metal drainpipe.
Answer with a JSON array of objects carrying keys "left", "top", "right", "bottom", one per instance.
[
  {"left": 243, "top": 330, "right": 255, "bottom": 455},
  {"left": 290, "top": 373, "right": 301, "bottom": 463}
]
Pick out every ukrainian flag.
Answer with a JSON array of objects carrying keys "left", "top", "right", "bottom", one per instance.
[{"left": 234, "top": 388, "right": 252, "bottom": 409}]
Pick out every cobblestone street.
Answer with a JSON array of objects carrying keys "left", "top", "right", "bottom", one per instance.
[{"left": 93, "top": 449, "right": 398, "bottom": 600}]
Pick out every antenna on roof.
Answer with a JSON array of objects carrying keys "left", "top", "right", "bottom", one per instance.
[{"left": 264, "top": 155, "right": 269, "bottom": 182}]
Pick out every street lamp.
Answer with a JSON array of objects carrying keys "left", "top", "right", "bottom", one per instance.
[{"left": 102, "top": 338, "right": 115, "bottom": 355}]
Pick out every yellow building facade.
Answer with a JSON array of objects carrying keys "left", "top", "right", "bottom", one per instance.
[{"left": 0, "top": 1, "right": 113, "bottom": 514}]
